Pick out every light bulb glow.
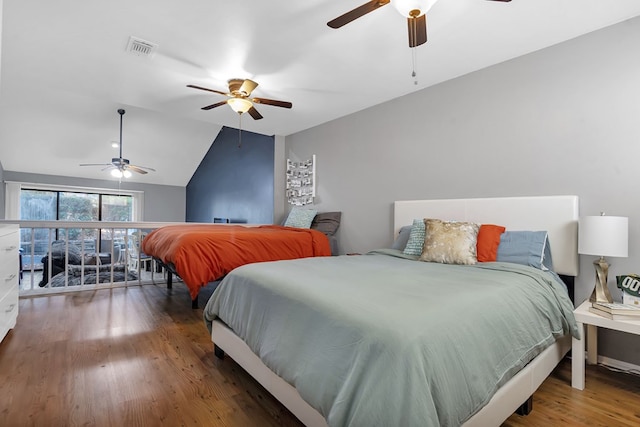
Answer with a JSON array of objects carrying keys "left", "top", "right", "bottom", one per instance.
[
  {"left": 227, "top": 97, "right": 253, "bottom": 114},
  {"left": 393, "top": 0, "right": 438, "bottom": 17},
  {"left": 111, "top": 168, "right": 123, "bottom": 178},
  {"left": 123, "top": 169, "right": 132, "bottom": 178}
]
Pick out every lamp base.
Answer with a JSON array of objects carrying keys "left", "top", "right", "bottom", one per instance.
[{"left": 589, "top": 257, "right": 614, "bottom": 304}]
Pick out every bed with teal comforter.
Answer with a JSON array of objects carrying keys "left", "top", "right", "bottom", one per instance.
[{"left": 203, "top": 249, "right": 578, "bottom": 427}]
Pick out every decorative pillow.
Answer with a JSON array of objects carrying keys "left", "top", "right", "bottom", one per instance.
[
  {"left": 284, "top": 207, "right": 318, "bottom": 229},
  {"left": 310, "top": 212, "right": 342, "bottom": 236},
  {"left": 496, "top": 231, "right": 554, "bottom": 271},
  {"left": 419, "top": 219, "right": 480, "bottom": 265},
  {"left": 50, "top": 240, "right": 84, "bottom": 265},
  {"left": 476, "top": 224, "right": 506, "bottom": 262},
  {"left": 403, "top": 219, "right": 426, "bottom": 256},
  {"left": 392, "top": 225, "right": 413, "bottom": 251}
]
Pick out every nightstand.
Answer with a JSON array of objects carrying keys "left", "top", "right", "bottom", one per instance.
[{"left": 571, "top": 300, "right": 640, "bottom": 389}]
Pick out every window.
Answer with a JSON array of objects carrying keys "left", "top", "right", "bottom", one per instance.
[{"left": 5, "top": 182, "right": 143, "bottom": 269}]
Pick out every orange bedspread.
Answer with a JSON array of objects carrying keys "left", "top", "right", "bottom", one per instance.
[{"left": 141, "top": 224, "right": 331, "bottom": 299}]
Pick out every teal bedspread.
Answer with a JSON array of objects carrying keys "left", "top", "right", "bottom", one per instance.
[{"left": 203, "top": 249, "right": 578, "bottom": 427}]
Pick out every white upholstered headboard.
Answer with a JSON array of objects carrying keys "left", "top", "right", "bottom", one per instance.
[{"left": 394, "top": 195, "right": 579, "bottom": 276}]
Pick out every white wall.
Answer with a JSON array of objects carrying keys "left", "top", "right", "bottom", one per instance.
[{"left": 286, "top": 16, "right": 640, "bottom": 364}]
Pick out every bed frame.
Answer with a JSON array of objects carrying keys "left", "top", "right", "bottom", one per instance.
[{"left": 210, "top": 195, "right": 580, "bottom": 426}]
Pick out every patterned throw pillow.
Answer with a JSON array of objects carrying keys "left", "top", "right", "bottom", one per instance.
[
  {"left": 403, "top": 219, "right": 426, "bottom": 256},
  {"left": 419, "top": 219, "right": 480, "bottom": 265},
  {"left": 284, "top": 207, "right": 318, "bottom": 229}
]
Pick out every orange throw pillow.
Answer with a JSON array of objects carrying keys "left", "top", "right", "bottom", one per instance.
[{"left": 477, "top": 224, "right": 506, "bottom": 262}]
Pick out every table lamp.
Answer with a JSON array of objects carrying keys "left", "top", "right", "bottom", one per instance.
[{"left": 578, "top": 213, "right": 628, "bottom": 303}]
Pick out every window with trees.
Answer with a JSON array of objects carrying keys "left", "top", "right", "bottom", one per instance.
[{"left": 19, "top": 189, "right": 135, "bottom": 269}]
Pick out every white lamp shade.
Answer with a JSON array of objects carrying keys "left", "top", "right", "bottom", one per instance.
[
  {"left": 393, "top": 0, "right": 438, "bottom": 17},
  {"left": 227, "top": 98, "right": 253, "bottom": 114},
  {"left": 578, "top": 215, "right": 628, "bottom": 258}
]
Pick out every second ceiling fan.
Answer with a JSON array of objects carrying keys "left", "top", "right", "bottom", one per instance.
[
  {"left": 328, "top": 0, "right": 512, "bottom": 47},
  {"left": 187, "top": 78, "right": 292, "bottom": 120}
]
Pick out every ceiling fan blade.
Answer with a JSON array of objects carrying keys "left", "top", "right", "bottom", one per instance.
[
  {"left": 252, "top": 97, "right": 293, "bottom": 109},
  {"left": 125, "top": 165, "right": 148, "bottom": 174},
  {"left": 79, "top": 163, "right": 112, "bottom": 167},
  {"left": 247, "top": 106, "right": 263, "bottom": 120},
  {"left": 187, "top": 84, "right": 229, "bottom": 96},
  {"left": 129, "top": 164, "right": 156, "bottom": 172},
  {"left": 202, "top": 100, "right": 228, "bottom": 110},
  {"left": 239, "top": 79, "right": 258, "bottom": 96},
  {"left": 408, "top": 14, "right": 427, "bottom": 47},
  {"left": 327, "top": 0, "right": 390, "bottom": 29},
  {"left": 487, "top": 0, "right": 511, "bottom": 2}
]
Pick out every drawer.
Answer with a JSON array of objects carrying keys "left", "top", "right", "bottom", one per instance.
[
  {"left": 0, "top": 225, "right": 18, "bottom": 239},
  {"left": 0, "top": 228, "right": 19, "bottom": 250},
  {"left": 0, "top": 285, "right": 18, "bottom": 330},
  {"left": 0, "top": 252, "right": 19, "bottom": 282},
  {"left": 0, "top": 268, "right": 18, "bottom": 296},
  {"left": 0, "top": 257, "right": 19, "bottom": 295},
  {"left": 0, "top": 229, "right": 20, "bottom": 295}
]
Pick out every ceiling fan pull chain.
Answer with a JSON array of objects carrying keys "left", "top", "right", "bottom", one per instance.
[
  {"left": 410, "top": 17, "right": 418, "bottom": 85},
  {"left": 412, "top": 47, "right": 418, "bottom": 85},
  {"left": 238, "top": 113, "right": 243, "bottom": 148},
  {"left": 410, "top": 42, "right": 420, "bottom": 85}
]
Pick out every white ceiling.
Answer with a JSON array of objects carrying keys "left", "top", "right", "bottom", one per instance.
[{"left": 2, "top": 0, "right": 640, "bottom": 186}]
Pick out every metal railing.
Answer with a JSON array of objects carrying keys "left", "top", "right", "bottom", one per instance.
[{"left": 1, "top": 220, "right": 181, "bottom": 297}]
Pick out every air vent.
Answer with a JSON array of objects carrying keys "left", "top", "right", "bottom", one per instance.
[{"left": 126, "top": 36, "right": 158, "bottom": 58}]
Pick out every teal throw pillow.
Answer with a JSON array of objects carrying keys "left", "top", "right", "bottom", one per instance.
[
  {"left": 284, "top": 207, "right": 318, "bottom": 229},
  {"left": 403, "top": 219, "right": 426, "bottom": 256}
]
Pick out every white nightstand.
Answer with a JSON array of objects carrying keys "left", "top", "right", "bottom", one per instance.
[{"left": 571, "top": 300, "right": 640, "bottom": 389}]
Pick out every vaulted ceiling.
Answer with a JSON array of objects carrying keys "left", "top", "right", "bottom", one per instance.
[{"left": 2, "top": 0, "right": 640, "bottom": 186}]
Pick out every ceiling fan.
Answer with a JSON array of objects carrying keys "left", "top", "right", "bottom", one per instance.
[
  {"left": 327, "top": 0, "right": 511, "bottom": 47},
  {"left": 80, "top": 109, "right": 155, "bottom": 178},
  {"left": 187, "top": 78, "right": 293, "bottom": 120}
]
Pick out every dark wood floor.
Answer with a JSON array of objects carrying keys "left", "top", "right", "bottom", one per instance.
[{"left": 1, "top": 284, "right": 640, "bottom": 427}]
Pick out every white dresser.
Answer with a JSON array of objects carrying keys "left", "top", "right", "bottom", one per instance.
[{"left": 0, "top": 224, "right": 19, "bottom": 343}]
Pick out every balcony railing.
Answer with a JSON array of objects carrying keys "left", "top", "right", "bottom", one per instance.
[{"left": 1, "top": 220, "right": 181, "bottom": 296}]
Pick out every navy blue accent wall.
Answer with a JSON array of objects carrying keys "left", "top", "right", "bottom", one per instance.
[{"left": 186, "top": 126, "right": 274, "bottom": 224}]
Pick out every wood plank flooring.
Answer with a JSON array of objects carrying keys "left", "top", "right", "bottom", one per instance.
[{"left": 1, "top": 284, "right": 639, "bottom": 426}]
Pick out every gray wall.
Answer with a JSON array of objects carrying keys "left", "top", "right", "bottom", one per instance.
[
  {"left": 0, "top": 161, "right": 5, "bottom": 220},
  {"left": 286, "top": 17, "right": 640, "bottom": 364},
  {"left": 3, "top": 170, "right": 185, "bottom": 221},
  {"left": 186, "top": 126, "right": 274, "bottom": 224}
]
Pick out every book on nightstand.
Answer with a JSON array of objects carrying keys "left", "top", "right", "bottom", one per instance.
[{"left": 589, "top": 302, "right": 640, "bottom": 321}]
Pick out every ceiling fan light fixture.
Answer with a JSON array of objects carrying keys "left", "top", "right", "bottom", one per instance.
[
  {"left": 227, "top": 97, "right": 253, "bottom": 114},
  {"left": 393, "top": 0, "right": 437, "bottom": 17},
  {"left": 111, "top": 168, "right": 123, "bottom": 178}
]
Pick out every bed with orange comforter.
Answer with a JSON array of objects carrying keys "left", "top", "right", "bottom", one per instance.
[{"left": 141, "top": 224, "right": 331, "bottom": 305}]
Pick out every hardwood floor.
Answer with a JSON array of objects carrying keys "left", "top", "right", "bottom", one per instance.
[{"left": 1, "top": 284, "right": 639, "bottom": 427}]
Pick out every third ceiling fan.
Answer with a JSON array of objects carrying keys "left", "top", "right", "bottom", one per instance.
[{"left": 327, "top": 0, "right": 512, "bottom": 48}]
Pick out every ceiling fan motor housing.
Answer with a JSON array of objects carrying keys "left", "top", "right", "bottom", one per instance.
[{"left": 228, "top": 79, "right": 246, "bottom": 95}]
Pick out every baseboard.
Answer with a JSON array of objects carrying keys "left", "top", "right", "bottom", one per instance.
[{"left": 598, "top": 355, "right": 640, "bottom": 375}]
